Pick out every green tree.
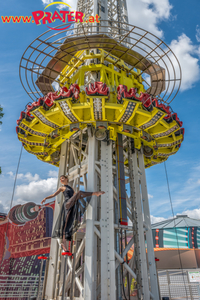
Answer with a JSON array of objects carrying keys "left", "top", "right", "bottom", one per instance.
[{"left": 0, "top": 105, "right": 4, "bottom": 174}]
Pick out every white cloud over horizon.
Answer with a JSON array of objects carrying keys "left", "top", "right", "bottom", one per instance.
[
  {"left": 15, "top": 177, "right": 57, "bottom": 204},
  {"left": 7, "top": 171, "right": 40, "bottom": 182},
  {"left": 41, "top": 0, "right": 76, "bottom": 10},
  {"left": 182, "top": 208, "right": 200, "bottom": 220},
  {"left": 169, "top": 34, "right": 200, "bottom": 91},
  {"left": 127, "top": 0, "right": 172, "bottom": 38},
  {"left": 151, "top": 215, "right": 166, "bottom": 224},
  {"left": 1, "top": 171, "right": 58, "bottom": 213},
  {"left": 48, "top": 170, "right": 58, "bottom": 178}
]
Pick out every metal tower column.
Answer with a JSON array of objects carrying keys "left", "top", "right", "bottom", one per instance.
[
  {"left": 76, "top": 0, "right": 129, "bottom": 35},
  {"left": 100, "top": 142, "right": 116, "bottom": 300},
  {"left": 128, "top": 140, "right": 150, "bottom": 299},
  {"left": 45, "top": 141, "right": 68, "bottom": 300},
  {"left": 138, "top": 149, "right": 160, "bottom": 299},
  {"left": 84, "top": 136, "right": 98, "bottom": 299}
]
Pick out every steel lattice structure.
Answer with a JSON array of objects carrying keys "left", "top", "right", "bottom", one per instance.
[{"left": 16, "top": 0, "right": 184, "bottom": 299}]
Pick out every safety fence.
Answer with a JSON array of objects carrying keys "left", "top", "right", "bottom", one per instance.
[
  {"left": 1, "top": 270, "right": 200, "bottom": 299},
  {"left": 158, "top": 269, "right": 200, "bottom": 300},
  {"left": 0, "top": 274, "right": 44, "bottom": 299}
]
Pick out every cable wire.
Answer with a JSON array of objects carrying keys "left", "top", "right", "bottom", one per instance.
[
  {"left": 164, "top": 161, "right": 189, "bottom": 300},
  {"left": 0, "top": 144, "right": 23, "bottom": 271}
]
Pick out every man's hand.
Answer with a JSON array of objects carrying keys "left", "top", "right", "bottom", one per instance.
[{"left": 41, "top": 198, "right": 46, "bottom": 205}]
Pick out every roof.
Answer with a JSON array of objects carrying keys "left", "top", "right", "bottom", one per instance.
[{"left": 151, "top": 215, "right": 200, "bottom": 229}]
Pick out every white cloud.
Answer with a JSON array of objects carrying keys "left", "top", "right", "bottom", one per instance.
[
  {"left": 0, "top": 172, "right": 58, "bottom": 214},
  {"left": 56, "top": 0, "right": 76, "bottom": 10},
  {"left": 48, "top": 170, "right": 58, "bottom": 178},
  {"left": 169, "top": 34, "right": 200, "bottom": 91},
  {"left": 182, "top": 209, "right": 200, "bottom": 220},
  {"left": 7, "top": 171, "right": 40, "bottom": 182},
  {"left": 15, "top": 177, "right": 57, "bottom": 204},
  {"left": 148, "top": 194, "right": 153, "bottom": 199},
  {"left": 41, "top": 0, "right": 76, "bottom": 10},
  {"left": 41, "top": 0, "right": 53, "bottom": 4},
  {"left": 18, "top": 172, "right": 40, "bottom": 182},
  {"left": 196, "top": 25, "right": 200, "bottom": 43},
  {"left": 127, "top": 0, "right": 172, "bottom": 38},
  {"left": 7, "top": 171, "right": 14, "bottom": 177},
  {"left": 151, "top": 215, "right": 166, "bottom": 224}
]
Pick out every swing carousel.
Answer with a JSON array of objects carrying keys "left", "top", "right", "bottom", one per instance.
[{"left": 16, "top": 17, "right": 183, "bottom": 300}]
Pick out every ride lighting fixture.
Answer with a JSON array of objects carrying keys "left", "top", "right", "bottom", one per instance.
[
  {"left": 70, "top": 123, "right": 80, "bottom": 132},
  {"left": 18, "top": 137, "right": 45, "bottom": 147},
  {"left": 153, "top": 125, "right": 179, "bottom": 138},
  {"left": 158, "top": 151, "right": 178, "bottom": 157},
  {"left": 51, "top": 129, "right": 59, "bottom": 139},
  {"left": 59, "top": 101, "right": 78, "bottom": 122},
  {"left": 141, "top": 131, "right": 152, "bottom": 142},
  {"left": 95, "top": 122, "right": 108, "bottom": 141},
  {"left": 20, "top": 123, "right": 47, "bottom": 137},
  {"left": 95, "top": 128, "right": 107, "bottom": 141},
  {"left": 143, "top": 146, "right": 154, "bottom": 157},
  {"left": 122, "top": 124, "right": 133, "bottom": 134},
  {"left": 34, "top": 110, "right": 58, "bottom": 129},
  {"left": 157, "top": 139, "right": 182, "bottom": 148},
  {"left": 140, "top": 111, "right": 163, "bottom": 130},
  {"left": 119, "top": 102, "right": 136, "bottom": 123},
  {"left": 27, "top": 150, "right": 48, "bottom": 156},
  {"left": 51, "top": 151, "right": 60, "bottom": 162}
]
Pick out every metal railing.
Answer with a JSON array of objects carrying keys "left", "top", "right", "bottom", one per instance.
[
  {"left": 0, "top": 274, "right": 44, "bottom": 299},
  {"left": 158, "top": 269, "right": 200, "bottom": 300}
]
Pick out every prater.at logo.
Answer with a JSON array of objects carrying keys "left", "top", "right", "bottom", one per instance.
[
  {"left": 1, "top": 1, "right": 100, "bottom": 30},
  {"left": 33, "top": 1, "right": 100, "bottom": 30}
]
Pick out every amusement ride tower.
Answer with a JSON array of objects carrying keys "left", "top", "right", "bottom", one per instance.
[{"left": 16, "top": 0, "right": 183, "bottom": 299}]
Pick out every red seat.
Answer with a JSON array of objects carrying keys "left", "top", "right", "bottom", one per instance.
[
  {"left": 152, "top": 99, "right": 171, "bottom": 115},
  {"left": 117, "top": 85, "right": 137, "bottom": 101},
  {"left": 60, "top": 84, "right": 80, "bottom": 100},
  {"left": 60, "top": 86, "right": 73, "bottom": 98},
  {"left": 117, "top": 85, "right": 153, "bottom": 110},
  {"left": 86, "top": 82, "right": 109, "bottom": 96},
  {"left": 26, "top": 98, "right": 44, "bottom": 112}
]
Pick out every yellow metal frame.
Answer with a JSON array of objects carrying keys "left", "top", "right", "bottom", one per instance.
[{"left": 17, "top": 49, "right": 183, "bottom": 168}]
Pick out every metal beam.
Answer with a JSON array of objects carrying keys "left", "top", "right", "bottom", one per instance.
[
  {"left": 45, "top": 141, "right": 68, "bottom": 299},
  {"left": 138, "top": 149, "right": 160, "bottom": 299},
  {"left": 84, "top": 136, "right": 97, "bottom": 299},
  {"left": 100, "top": 142, "right": 116, "bottom": 300},
  {"left": 128, "top": 140, "right": 150, "bottom": 299}
]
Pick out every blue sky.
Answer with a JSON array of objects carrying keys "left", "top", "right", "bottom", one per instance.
[{"left": 0, "top": 0, "right": 200, "bottom": 223}]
